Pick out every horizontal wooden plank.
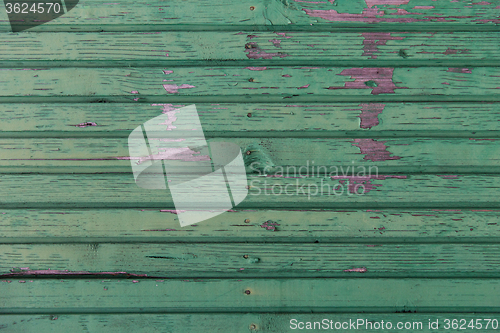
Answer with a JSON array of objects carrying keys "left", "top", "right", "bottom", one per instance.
[
  {"left": 3, "top": 313, "right": 500, "bottom": 333},
  {"left": 1, "top": 209, "right": 499, "bottom": 243},
  {"left": 2, "top": 243, "right": 500, "bottom": 278},
  {"left": 0, "top": 174, "right": 500, "bottom": 209},
  {"left": 1, "top": 103, "right": 500, "bottom": 138},
  {"left": 2, "top": 67, "right": 499, "bottom": 103},
  {"left": 1, "top": 137, "right": 499, "bottom": 174},
  {"left": 0, "top": 0, "right": 499, "bottom": 31},
  {"left": 2, "top": 278, "right": 500, "bottom": 313},
  {"left": 1, "top": 32, "right": 499, "bottom": 67}
]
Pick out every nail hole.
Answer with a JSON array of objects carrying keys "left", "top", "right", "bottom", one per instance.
[
  {"left": 244, "top": 219, "right": 250, "bottom": 223},
  {"left": 245, "top": 289, "right": 251, "bottom": 295},
  {"left": 249, "top": 78, "right": 254, "bottom": 82},
  {"left": 243, "top": 254, "right": 249, "bottom": 259},
  {"left": 250, "top": 324, "right": 257, "bottom": 330},
  {"left": 250, "top": 6, "right": 255, "bottom": 10},
  {"left": 246, "top": 150, "right": 252, "bottom": 155},
  {"left": 247, "top": 112, "right": 252, "bottom": 117}
]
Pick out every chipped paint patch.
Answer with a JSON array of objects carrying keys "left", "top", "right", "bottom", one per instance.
[
  {"left": 245, "top": 42, "right": 289, "bottom": 60},
  {"left": 163, "top": 84, "right": 196, "bottom": 94},
  {"left": 358, "top": 103, "right": 385, "bottom": 129},
  {"left": 344, "top": 267, "right": 367, "bottom": 272},
  {"left": 351, "top": 139, "right": 401, "bottom": 161},
  {"left": 297, "top": 84, "right": 310, "bottom": 89},
  {"left": 4, "top": 268, "right": 147, "bottom": 277},
  {"left": 331, "top": 175, "right": 407, "bottom": 194},
  {"left": 163, "top": 70, "right": 173, "bottom": 75},
  {"left": 260, "top": 220, "right": 280, "bottom": 231},
  {"left": 361, "top": 33, "right": 404, "bottom": 59},
  {"left": 245, "top": 67, "right": 268, "bottom": 71},
  {"left": 447, "top": 68, "right": 472, "bottom": 74},
  {"left": 328, "top": 68, "right": 405, "bottom": 95},
  {"left": 75, "top": 122, "right": 97, "bottom": 128}
]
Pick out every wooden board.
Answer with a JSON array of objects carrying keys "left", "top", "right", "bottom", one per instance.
[{"left": 0, "top": 0, "right": 499, "bottom": 32}]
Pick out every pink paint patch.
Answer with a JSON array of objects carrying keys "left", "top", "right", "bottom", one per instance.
[
  {"left": 131, "top": 91, "right": 139, "bottom": 94},
  {"left": 328, "top": 68, "right": 405, "bottom": 95},
  {"left": 358, "top": 103, "right": 385, "bottom": 129},
  {"left": 365, "top": 0, "right": 409, "bottom": 7},
  {"left": 297, "top": 84, "right": 310, "bottom": 89},
  {"left": 447, "top": 68, "right": 472, "bottom": 74},
  {"left": 4, "top": 268, "right": 147, "bottom": 277},
  {"left": 437, "top": 175, "right": 459, "bottom": 179},
  {"left": 245, "top": 67, "right": 267, "bottom": 71},
  {"left": 163, "top": 70, "right": 174, "bottom": 75},
  {"left": 344, "top": 267, "right": 367, "bottom": 272},
  {"left": 260, "top": 221, "right": 280, "bottom": 231},
  {"left": 351, "top": 139, "right": 401, "bottom": 161},
  {"left": 245, "top": 42, "right": 289, "bottom": 60},
  {"left": 332, "top": 175, "right": 407, "bottom": 194},
  {"left": 133, "top": 98, "right": 139, "bottom": 101},
  {"left": 75, "top": 122, "right": 97, "bottom": 128},
  {"left": 121, "top": 147, "right": 210, "bottom": 164},
  {"left": 304, "top": 8, "right": 415, "bottom": 23},
  {"left": 413, "top": 5, "right": 434, "bottom": 8},
  {"left": 269, "top": 39, "right": 281, "bottom": 48},
  {"left": 282, "top": 74, "right": 292, "bottom": 77},
  {"left": 361, "top": 33, "right": 404, "bottom": 59},
  {"left": 442, "top": 82, "right": 450, "bottom": 85},
  {"left": 163, "top": 84, "right": 196, "bottom": 93},
  {"left": 160, "top": 209, "right": 188, "bottom": 214},
  {"left": 275, "top": 32, "right": 292, "bottom": 39}
]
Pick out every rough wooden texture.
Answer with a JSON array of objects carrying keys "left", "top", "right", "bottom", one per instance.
[
  {"left": 0, "top": 0, "right": 499, "bottom": 31},
  {"left": 2, "top": 279, "right": 500, "bottom": 313},
  {"left": 0, "top": 174, "right": 499, "bottom": 208},
  {"left": 1, "top": 103, "right": 499, "bottom": 138},
  {"left": 3, "top": 243, "right": 500, "bottom": 278},
  {"left": 1, "top": 137, "right": 499, "bottom": 174},
  {"left": 1, "top": 209, "right": 499, "bottom": 243},
  {"left": 0, "top": 32, "right": 499, "bottom": 67},
  {"left": 2, "top": 67, "right": 500, "bottom": 102},
  {"left": 4, "top": 314, "right": 500, "bottom": 333}
]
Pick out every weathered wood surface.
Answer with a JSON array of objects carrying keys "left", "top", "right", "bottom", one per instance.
[
  {"left": 2, "top": 279, "right": 500, "bottom": 313},
  {"left": 3, "top": 313, "right": 500, "bottom": 333},
  {"left": 0, "top": 174, "right": 499, "bottom": 208},
  {"left": 3, "top": 243, "right": 500, "bottom": 278},
  {"left": 1, "top": 32, "right": 499, "bottom": 66},
  {"left": 1, "top": 209, "right": 500, "bottom": 243},
  {"left": 2, "top": 67, "right": 500, "bottom": 102},
  {"left": 0, "top": 0, "right": 499, "bottom": 32},
  {"left": 1, "top": 137, "right": 499, "bottom": 174},
  {"left": 1, "top": 103, "right": 499, "bottom": 138}
]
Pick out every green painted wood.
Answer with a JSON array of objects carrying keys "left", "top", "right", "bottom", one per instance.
[
  {"left": 1, "top": 137, "right": 499, "bottom": 174},
  {"left": 1, "top": 103, "right": 499, "bottom": 138},
  {"left": 2, "top": 278, "right": 500, "bottom": 313},
  {"left": 3, "top": 243, "right": 500, "bottom": 278},
  {"left": 0, "top": 209, "right": 499, "bottom": 243},
  {"left": 0, "top": 0, "right": 499, "bottom": 32},
  {"left": 2, "top": 67, "right": 499, "bottom": 103},
  {"left": 2, "top": 313, "right": 500, "bottom": 333},
  {"left": 0, "top": 32, "right": 499, "bottom": 67},
  {"left": 0, "top": 174, "right": 499, "bottom": 209}
]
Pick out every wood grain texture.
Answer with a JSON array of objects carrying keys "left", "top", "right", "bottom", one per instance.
[
  {"left": 3, "top": 243, "right": 500, "bottom": 278},
  {"left": 1, "top": 103, "right": 500, "bottom": 138},
  {"left": 2, "top": 66, "right": 499, "bottom": 103},
  {"left": 1, "top": 32, "right": 499, "bottom": 67},
  {"left": 0, "top": 174, "right": 499, "bottom": 208},
  {"left": 1, "top": 209, "right": 499, "bottom": 243},
  {"left": 3, "top": 313, "right": 500, "bottom": 333},
  {"left": 0, "top": 0, "right": 499, "bottom": 32},
  {"left": 2, "top": 278, "right": 500, "bottom": 313},
  {"left": 1, "top": 137, "right": 499, "bottom": 174}
]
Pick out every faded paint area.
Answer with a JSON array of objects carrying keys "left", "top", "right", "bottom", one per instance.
[
  {"left": 75, "top": 122, "right": 97, "bottom": 128},
  {"left": 351, "top": 139, "right": 401, "bottom": 161},
  {"left": 245, "top": 42, "right": 289, "bottom": 60},
  {"left": 328, "top": 68, "right": 405, "bottom": 95},
  {"left": 361, "top": 33, "right": 404, "bottom": 59},
  {"left": 447, "top": 68, "right": 472, "bottom": 74},
  {"left": 344, "top": 267, "right": 367, "bottom": 272},
  {"left": 245, "top": 67, "right": 268, "bottom": 71},
  {"left": 332, "top": 175, "right": 407, "bottom": 194},
  {"left": 260, "top": 221, "right": 280, "bottom": 231},
  {"left": 358, "top": 103, "right": 385, "bottom": 129},
  {"left": 163, "top": 84, "right": 196, "bottom": 94},
  {"left": 119, "top": 146, "right": 210, "bottom": 164}
]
